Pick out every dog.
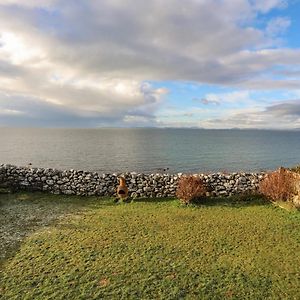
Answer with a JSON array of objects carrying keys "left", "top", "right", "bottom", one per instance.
[{"left": 115, "top": 177, "right": 129, "bottom": 202}]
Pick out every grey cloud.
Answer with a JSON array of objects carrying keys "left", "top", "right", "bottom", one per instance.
[
  {"left": 49, "top": 1, "right": 263, "bottom": 83},
  {"left": 43, "top": 1, "right": 299, "bottom": 86},
  {"left": 0, "top": 60, "right": 25, "bottom": 76},
  {"left": 200, "top": 100, "right": 300, "bottom": 129},
  {"left": 265, "top": 101, "right": 300, "bottom": 116},
  {"left": 238, "top": 78, "right": 300, "bottom": 90},
  {"left": 0, "top": 81, "right": 162, "bottom": 127},
  {"left": 195, "top": 98, "right": 220, "bottom": 106},
  {"left": 0, "top": 94, "right": 91, "bottom": 127}
]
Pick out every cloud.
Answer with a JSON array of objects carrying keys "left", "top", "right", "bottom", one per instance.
[
  {"left": 1, "top": 0, "right": 298, "bottom": 83},
  {"left": 0, "top": 108, "right": 24, "bottom": 116},
  {"left": 0, "top": 31, "right": 45, "bottom": 64},
  {"left": 198, "top": 100, "right": 300, "bottom": 129},
  {"left": 0, "top": 0, "right": 299, "bottom": 127},
  {"left": 0, "top": 59, "right": 25, "bottom": 76},
  {"left": 0, "top": 81, "right": 167, "bottom": 127},
  {"left": 195, "top": 98, "right": 220, "bottom": 106},
  {"left": 265, "top": 101, "right": 300, "bottom": 116},
  {"left": 252, "top": 0, "right": 287, "bottom": 13},
  {"left": 202, "top": 91, "right": 253, "bottom": 105},
  {"left": 0, "top": 0, "right": 56, "bottom": 8},
  {"left": 266, "top": 17, "right": 291, "bottom": 37}
]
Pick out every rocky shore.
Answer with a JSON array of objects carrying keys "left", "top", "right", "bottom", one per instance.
[{"left": 0, "top": 164, "right": 265, "bottom": 198}]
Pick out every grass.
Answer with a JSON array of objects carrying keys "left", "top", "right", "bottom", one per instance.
[
  {"left": 0, "top": 193, "right": 300, "bottom": 299},
  {"left": 0, "top": 191, "right": 100, "bottom": 263}
]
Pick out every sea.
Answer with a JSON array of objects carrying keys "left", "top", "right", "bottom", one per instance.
[{"left": 0, "top": 128, "right": 299, "bottom": 174}]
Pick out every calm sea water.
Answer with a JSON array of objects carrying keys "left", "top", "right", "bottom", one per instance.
[{"left": 0, "top": 128, "right": 299, "bottom": 173}]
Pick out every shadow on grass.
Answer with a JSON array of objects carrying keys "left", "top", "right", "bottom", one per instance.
[
  {"left": 0, "top": 191, "right": 115, "bottom": 265},
  {"left": 129, "top": 194, "right": 270, "bottom": 208}
]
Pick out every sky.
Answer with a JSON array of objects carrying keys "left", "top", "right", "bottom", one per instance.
[{"left": 0, "top": 0, "right": 300, "bottom": 129}]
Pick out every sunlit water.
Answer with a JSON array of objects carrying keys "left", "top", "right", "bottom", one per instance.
[{"left": 0, "top": 128, "right": 299, "bottom": 173}]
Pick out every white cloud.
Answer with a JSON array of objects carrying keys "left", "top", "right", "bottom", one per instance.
[
  {"left": 0, "top": 31, "right": 45, "bottom": 64},
  {"left": 204, "top": 91, "right": 253, "bottom": 104},
  {"left": 266, "top": 17, "right": 291, "bottom": 37},
  {"left": 0, "top": 108, "right": 24, "bottom": 115},
  {"left": 0, "top": 0, "right": 299, "bottom": 127},
  {"left": 252, "top": 0, "right": 287, "bottom": 13}
]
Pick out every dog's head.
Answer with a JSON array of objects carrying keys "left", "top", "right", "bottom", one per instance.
[{"left": 118, "top": 176, "right": 126, "bottom": 186}]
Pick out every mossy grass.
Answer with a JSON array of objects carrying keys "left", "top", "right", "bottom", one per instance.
[{"left": 0, "top": 192, "right": 299, "bottom": 299}]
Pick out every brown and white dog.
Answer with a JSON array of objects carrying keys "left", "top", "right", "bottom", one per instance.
[{"left": 115, "top": 177, "right": 129, "bottom": 202}]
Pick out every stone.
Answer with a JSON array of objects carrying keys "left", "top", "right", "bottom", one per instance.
[
  {"left": 218, "top": 190, "right": 228, "bottom": 195},
  {"left": 64, "top": 190, "right": 74, "bottom": 195}
]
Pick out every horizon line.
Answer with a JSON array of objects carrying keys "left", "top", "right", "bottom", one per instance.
[{"left": 0, "top": 126, "right": 299, "bottom": 131}]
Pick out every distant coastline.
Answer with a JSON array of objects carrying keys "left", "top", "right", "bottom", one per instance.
[{"left": 1, "top": 126, "right": 300, "bottom": 131}]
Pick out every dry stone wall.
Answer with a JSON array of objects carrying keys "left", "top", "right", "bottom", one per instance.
[{"left": 0, "top": 164, "right": 265, "bottom": 198}]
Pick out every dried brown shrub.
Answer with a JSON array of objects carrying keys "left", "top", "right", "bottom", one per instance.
[
  {"left": 259, "top": 168, "right": 295, "bottom": 202},
  {"left": 176, "top": 175, "right": 207, "bottom": 204}
]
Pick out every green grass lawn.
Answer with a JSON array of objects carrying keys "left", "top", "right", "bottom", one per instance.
[{"left": 0, "top": 193, "right": 300, "bottom": 299}]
